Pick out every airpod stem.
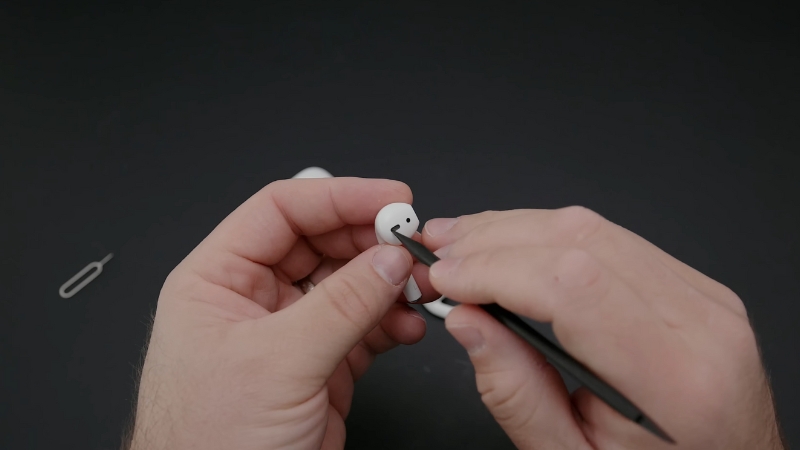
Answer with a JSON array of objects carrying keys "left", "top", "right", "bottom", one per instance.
[{"left": 403, "top": 276, "right": 422, "bottom": 303}]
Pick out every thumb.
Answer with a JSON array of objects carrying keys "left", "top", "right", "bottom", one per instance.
[
  {"left": 445, "top": 305, "right": 592, "bottom": 450},
  {"left": 277, "top": 244, "right": 413, "bottom": 379}
]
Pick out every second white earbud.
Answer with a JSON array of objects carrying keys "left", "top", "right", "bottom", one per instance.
[
  {"left": 292, "top": 166, "right": 333, "bottom": 179},
  {"left": 375, "top": 203, "right": 422, "bottom": 302}
]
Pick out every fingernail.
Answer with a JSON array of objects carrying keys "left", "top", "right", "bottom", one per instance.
[
  {"left": 426, "top": 218, "right": 459, "bottom": 236},
  {"left": 449, "top": 325, "right": 486, "bottom": 354},
  {"left": 429, "top": 257, "right": 462, "bottom": 278},
  {"left": 434, "top": 245, "right": 451, "bottom": 259},
  {"left": 372, "top": 245, "right": 411, "bottom": 286}
]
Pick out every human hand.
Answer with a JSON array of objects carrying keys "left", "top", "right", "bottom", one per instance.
[
  {"left": 417, "top": 207, "right": 784, "bottom": 449},
  {"left": 126, "top": 178, "right": 431, "bottom": 450}
]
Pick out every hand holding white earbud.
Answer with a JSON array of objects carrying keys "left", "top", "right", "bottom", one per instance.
[
  {"left": 375, "top": 202, "right": 422, "bottom": 302},
  {"left": 291, "top": 168, "right": 423, "bottom": 303}
]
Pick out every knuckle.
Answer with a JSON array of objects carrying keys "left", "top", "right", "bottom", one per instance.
[
  {"left": 477, "top": 372, "right": 530, "bottom": 423},
  {"left": 473, "top": 210, "right": 500, "bottom": 220},
  {"left": 724, "top": 317, "right": 758, "bottom": 357},
  {"left": 553, "top": 206, "right": 606, "bottom": 244},
  {"left": 162, "top": 266, "right": 182, "bottom": 290},
  {"left": 476, "top": 365, "right": 558, "bottom": 429},
  {"left": 161, "top": 266, "right": 202, "bottom": 298},
  {"left": 466, "top": 221, "right": 495, "bottom": 245},
  {"left": 717, "top": 285, "right": 748, "bottom": 313},
  {"left": 320, "top": 273, "right": 380, "bottom": 327},
  {"left": 476, "top": 249, "right": 504, "bottom": 271},
  {"left": 463, "top": 210, "right": 505, "bottom": 229},
  {"left": 553, "top": 249, "right": 607, "bottom": 297},
  {"left": 715, "top": 283, "right": 738, "bottom": 300},
  {"left": 450, "top": 210, "right": 535, "bottom": 255},
  {"left": 264, "top": 178, "right": 286, "bottom": 193},
  {"left": 550, "top": 250, "right": 611, "bottom": 347},
  {"left": 448, "top": 222, "right": 491, "bottom": 257}
]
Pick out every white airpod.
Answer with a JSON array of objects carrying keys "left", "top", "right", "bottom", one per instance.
[
  {"left": 375, "top": 203, "right": 419, "bottom": 245},
  {"left": 375, "top": 203, "right": 422, "bottom": 302},
  {"left": 292, "top": 166, "right": 333, "bottom": 179}
]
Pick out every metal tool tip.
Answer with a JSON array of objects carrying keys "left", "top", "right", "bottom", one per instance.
[{"left": 637, "top": 415, "right": 676, "bottom": 445}]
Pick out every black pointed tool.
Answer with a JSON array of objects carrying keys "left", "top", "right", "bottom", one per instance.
[{"left": 391, "top": 227, "right": 676, "bottom": 444}]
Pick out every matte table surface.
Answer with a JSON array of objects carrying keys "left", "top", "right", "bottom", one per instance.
[{"left": 2, "top": 2, "right": 798, "bottom": 449}]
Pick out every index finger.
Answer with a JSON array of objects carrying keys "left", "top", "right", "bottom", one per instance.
[
  {"left": 192, "top": 177, "right": 413, "bottom": 267},
  {"left": 424, "top": 207, "right": 746, "bottom": 316}
]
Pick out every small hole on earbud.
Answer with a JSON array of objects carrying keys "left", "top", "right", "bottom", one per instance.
[{"left": 406, "top": 218, "right": 411, "bottom": 223}]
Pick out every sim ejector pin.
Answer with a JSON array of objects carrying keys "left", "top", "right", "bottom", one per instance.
[{"left": 58, "top": 253, "right": 114, "bottom": 299}]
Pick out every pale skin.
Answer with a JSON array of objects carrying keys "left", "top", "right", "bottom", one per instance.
[{"left": 126, "top": 178, "right": 784, "bottom": 450}]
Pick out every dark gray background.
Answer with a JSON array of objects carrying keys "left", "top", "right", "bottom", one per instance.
[{"left": 2, "top": 1, "right": 798, "bottom": 449}]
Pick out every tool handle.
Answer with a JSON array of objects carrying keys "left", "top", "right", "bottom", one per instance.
[{"left": 478, "top": 303, "right": 641, "bottom": 421}]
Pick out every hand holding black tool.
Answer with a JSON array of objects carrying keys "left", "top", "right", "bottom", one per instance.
[{"left": 391, "top": 227, "right": 676, "bottom": 444}]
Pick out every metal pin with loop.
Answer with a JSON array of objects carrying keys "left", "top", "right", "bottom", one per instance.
[{"left": 58, "top": 253, "right": 114, "bottom": 299}]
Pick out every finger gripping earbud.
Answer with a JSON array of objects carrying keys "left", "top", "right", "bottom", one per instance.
[{"left": 375, "top": 203, "right": 422, "bottom": 302}]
